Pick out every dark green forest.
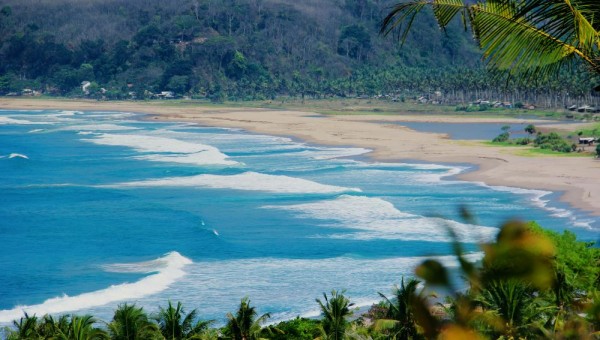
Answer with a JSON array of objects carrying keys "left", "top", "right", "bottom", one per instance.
[{"left": 0, "top": 0, "right": 599, "bottom": 106}]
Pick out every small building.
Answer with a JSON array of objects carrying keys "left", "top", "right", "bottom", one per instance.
[
  {"left": 156, "top": 91, "right": 175, "bottom": 99},
  {"left": 577, "top": 105, "right": 592, "bottom": 112},
  {"left": 579, "top": 137, "right": 596, "bottom": 145},
  {"left": 81, "top": 81, "right": 91, "bottom": 95}
]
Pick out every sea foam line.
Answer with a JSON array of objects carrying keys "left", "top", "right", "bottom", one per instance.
[
  {"left": 0, "top": 252, "right": 192, "bottom": 323},
  {"left": 0, "top": 116, "right": 46, "bottom": 125},
  {"left": 0, "top": 153, "right": 29, "bottom": 160},
  {"left": 107, "top": 172, "right": 361, "bottom": 194},
  {"left": 59, "top": 124, "right": 141, "bottom": 132},
  {"left": 82, "top": 133, "right": 239, "bottom": 166},
  {"left": 264, "top": 195, "right": 497, "bottom": 243},
  {"left": 415, "top": 164, "right": 594, "bottom": 230},
  {"left": 173, "top": 253, "right": 484, "bottom": 326}
]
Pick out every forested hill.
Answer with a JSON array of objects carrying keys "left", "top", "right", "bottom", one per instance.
[{"left": 0, "top": 0, "right": 597, "bottom": 104}]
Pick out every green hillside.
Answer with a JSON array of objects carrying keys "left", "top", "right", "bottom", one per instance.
[{"left": 0, "top": 0, "right": 598, "bottom": 105}]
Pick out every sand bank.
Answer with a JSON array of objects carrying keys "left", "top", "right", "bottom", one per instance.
[{"left": 2, "top": 98, "right": 599, "bottom": 216}]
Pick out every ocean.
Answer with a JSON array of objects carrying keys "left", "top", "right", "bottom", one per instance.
[{"left": 0, "top": 109, "right": 597, "bottom": 325}]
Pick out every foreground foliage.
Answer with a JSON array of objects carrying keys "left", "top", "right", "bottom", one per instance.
[{"left": 382, "top": 0, "right": 600, "bottom": 77}]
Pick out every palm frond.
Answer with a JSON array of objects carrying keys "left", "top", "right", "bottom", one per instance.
[
  {"left": 381, "top": 0, "right": 470, "bottom": 42},
  {"left": 382, "top": 0, "right": 600, "bottom": 77},
  {"left": 469, "top": 2, "right": 589, "bottom": 76}
]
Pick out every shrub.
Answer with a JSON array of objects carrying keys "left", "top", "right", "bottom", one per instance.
[
  {"left": 596, "top": 144, "right": 600, "bottom": 157},
  {"left": 513, "top": 137, "right": 531, "bottom": 145},
  {"left": 534, "top": 132, "right": 573, "bottom": 152},
  {"left": 525, "top": 124, "right": 536, "bottom": 135},
  {"left": 479, "top": 103, "right": 491, "bottom": 111},
  {"left": 493, "top": 132, "right": 510, "bottom": 143}
]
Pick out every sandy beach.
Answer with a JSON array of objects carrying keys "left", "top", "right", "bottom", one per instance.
[{"left": 2, "top": 98, "right": 599, "bottom": 216}]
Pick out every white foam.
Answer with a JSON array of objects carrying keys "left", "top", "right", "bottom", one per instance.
[
  {"left": 0, "top": 252, "right": 191, "bottom": 323},
  {"left": 111, "top": 172, "right": 361, "bottom": 194},
  {"left": 60, "top": 124, "right": 141, "bottom": 131},
  {"left": 0, "top": 117, "right": 41, "bottom": 125},
  {"left": 420, "top": 173, "right": 594, "bottom": 230},
  {"left": 413, "top": 166, "right": 468, "bottom": 183},
  {"left": 82, "top": 133, "right": 239, "bottom": 166},
  {"left": 7, "top": 153, "right": 28, "bottom": 160},
  {"left": 164, "top": 252, "right": 484, "bottom": 325},
  {"left": 133, "top": 153, "right": 235, "bottom": 166},
  {"left": 264, "top": 195, "right": 497, "bottom": 242},
  {"left": 298, "top": 147, "right": 372, "bottom": 160},
  {"left": 480, "top": 184, "right": 593, "bottom": 229},
  {"left": 28, "top": 129, "right": 44, "bottom": 133},
  {"left": 155, "top": 130, "right": 304, "bottom": 154},
  {"left": 54, "top": 110, "right": 83, "bottom": 116}
]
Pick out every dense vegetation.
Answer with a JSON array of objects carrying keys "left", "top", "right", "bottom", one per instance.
[
  {"left": 0, "top": 0, "right": 599, "bottom": 106},
  {"left": 489, "top": 123, "right": 600, "bottom": 155},
  {"left": 3, "top": 221, "right": 599, "bottom": 339}
]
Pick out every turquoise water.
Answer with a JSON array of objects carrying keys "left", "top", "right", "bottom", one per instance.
[{"left": 0, "top": 109, "right": 597, "bottom": 324}]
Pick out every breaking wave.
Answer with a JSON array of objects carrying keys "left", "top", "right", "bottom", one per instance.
[
  {"left": 108, "top": 172, "right": 361, "bottom": 194},
  {"left": 0, "top": 252, "right": 192, "bottom": 323}
]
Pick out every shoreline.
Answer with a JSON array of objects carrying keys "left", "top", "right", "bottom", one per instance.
[{"left": 2, "top": 98, "right": 599, "bottom": 217}]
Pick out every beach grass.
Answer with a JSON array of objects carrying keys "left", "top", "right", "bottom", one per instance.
[
  {"left": 482, "top": 141, "right": 593, "bottom": 157},
  {"left": 571, "top": 122, "right": 600, "bottom": 136}
]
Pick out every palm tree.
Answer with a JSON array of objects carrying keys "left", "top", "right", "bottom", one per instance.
[
  {"left": 155, "top": 301, "right": 213, "bottom": 340},
  {"left": 57, "top": 315, "right": 109, "bottom": 340},
  {"left": 224, "top": 297, "right": 272, "bottom": 340},
  {"left": 375, "top": 278, "right": 421, "bottom": 340},
  {"left": 475, "top": 279, "right": 552, "bottom": 338},
  {"left": 38, "top": 314, "right": 70, "bottom": 339},
  {"left": 10, "top": 312, "right": 40, "bottom": 340},
  {"left": 108, "top": 303, "right": 160, "bottom": 340},
  {"left": 381, "top": 0, "right": 600, "bottom": 77},
  {"left": 316, "top": 290, "right": 354, "bottom": 340}
]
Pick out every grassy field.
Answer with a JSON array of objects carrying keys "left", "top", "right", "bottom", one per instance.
[{"left": 482, "top": 140, "right": 595, "bottom": 157}]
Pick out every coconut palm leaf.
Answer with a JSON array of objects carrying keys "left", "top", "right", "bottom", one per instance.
[
  {"left": 469, "top": 1, "right": 593, "bottom": 76},
  {"left": 316, "top": 290, "right": 354, "bottom": 340},
  {"left": 374, "top": 278, "right": 421, "bottom": 340},
  {"left": 38, "top": 314, "right": 70, "bottom": 338},
  {"left": 381, "top": 0, "right": 600, "bottom": 77},
  {"left": 56, "top": 315, "right": 108, "bottom": 340},
  {"left": 225, "top": 297, "right": 272, "bottom": 340},
  {"left": 381, "top": 0, "right": 468, "bottom": 40},
  {"left": 12, "top": 312, "right": 40, "bottom": 339},
  {"left": 155, "top": 301, "right": 211, "bottom": 340},
  {"left": 109, "top": 303, "right": 160, "bottom": 340}
]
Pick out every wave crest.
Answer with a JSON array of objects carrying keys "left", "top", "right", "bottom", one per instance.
[
  {"left": 109, "top": 172, "right": 361, "bottom": 194},
  {"left": 0, "top": 252, "right": 192, "bottom": 323}
]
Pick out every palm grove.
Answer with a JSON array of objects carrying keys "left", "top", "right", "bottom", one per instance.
[{"left": 0, "top": 0, "right": 598, "bottom": 106}]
